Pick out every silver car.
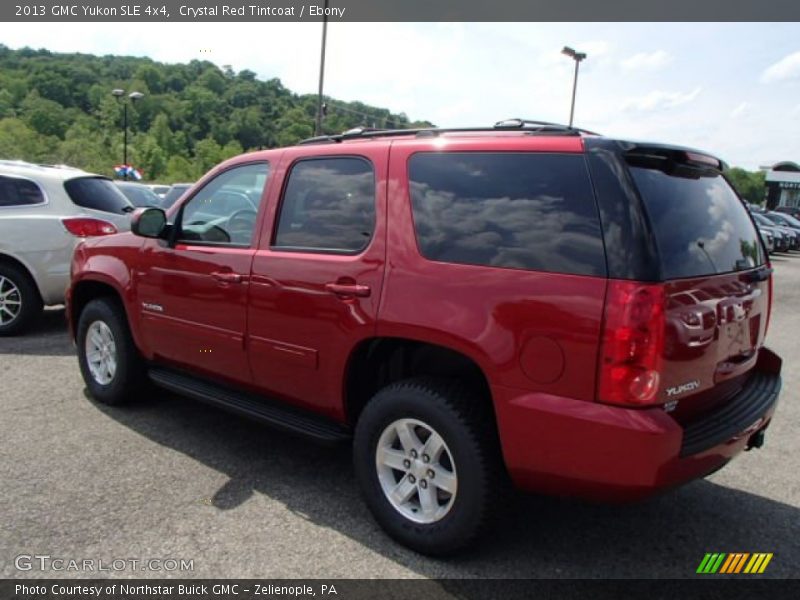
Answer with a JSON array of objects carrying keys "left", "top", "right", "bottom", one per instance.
[{"left": 0, "top": 160, "right": 132, "bottom": 335}]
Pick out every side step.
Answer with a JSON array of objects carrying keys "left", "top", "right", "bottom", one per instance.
[{"left": 148, "top": 368, "right": 351, "bottom": 444}]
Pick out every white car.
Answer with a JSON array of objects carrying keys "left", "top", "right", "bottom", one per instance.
[{"left": 0, "top": 160, "right": 133, "bottom": 335}]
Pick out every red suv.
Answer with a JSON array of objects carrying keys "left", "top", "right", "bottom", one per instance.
[{"left": 68, "top": 121, "right": 782, "bottom": 555}]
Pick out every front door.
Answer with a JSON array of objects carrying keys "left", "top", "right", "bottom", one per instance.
[
  {"left": 137, "top": 162, "right": 271, "bottom": 384},
  {"left": 247, "top": 148, "right": 388, "bottom": 420}
]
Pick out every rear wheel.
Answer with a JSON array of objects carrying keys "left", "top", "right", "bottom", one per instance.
[
  {"left": 353, "top": 378, "right": 502, "bottom": 555},
  {"left": 0, "top": 263, "right": 42, "bottom": 336},
  {"left": 77, "top": 297, "right": 145, "bottom": 405}
]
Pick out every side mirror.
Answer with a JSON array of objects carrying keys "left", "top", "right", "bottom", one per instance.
[{"left": 131, "top": 207, "right": 167, "bottom": 239}]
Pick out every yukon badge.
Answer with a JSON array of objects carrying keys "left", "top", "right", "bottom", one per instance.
[
  {"left": 666, "top": 380, "right": 701, "bottom": 398},
  {"left": 141, "top": 302, "right": 164, "bottom": 313}
]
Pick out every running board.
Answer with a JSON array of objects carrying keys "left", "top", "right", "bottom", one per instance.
[{"left": 148, "top": 368, "right": 351, "bottom": 444}]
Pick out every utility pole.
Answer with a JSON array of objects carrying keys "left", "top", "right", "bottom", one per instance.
[{"left": 315, "top": 0, "right": 329, "bottom": 136}]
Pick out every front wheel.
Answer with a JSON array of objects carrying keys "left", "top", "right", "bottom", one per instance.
[
  {"left": 76, "top": 297, "right": 145, "bottom": 405},
  {"left": 353, "top": 378, "right": 503, "bottom": 555}
]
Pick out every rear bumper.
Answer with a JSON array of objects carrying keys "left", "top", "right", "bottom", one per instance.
[{"left": 493, "top": 347, "right": 782, "bottom": 502}]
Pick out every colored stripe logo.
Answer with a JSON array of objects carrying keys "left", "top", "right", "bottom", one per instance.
[{"left": 697, "top": 553, "right": 773, "bottom": 574}]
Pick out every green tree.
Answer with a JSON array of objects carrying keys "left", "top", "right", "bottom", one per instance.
[
  {"left": 0, "top": 118, "right": 56, "bottom": 162},
  {"left": 726, "top": 167, "right": 766, "bottom": 204},
  {"left": 21, "top": 91, "right": 69, "bottom": 138}
]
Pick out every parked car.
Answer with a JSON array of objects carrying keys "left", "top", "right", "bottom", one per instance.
[
  {"left": 67, "top": 121, "right": 782, "bottom": 555},
  {"left": 758, "top": 227, "right": 776, "bottom": 253},
  {"left": 160, "top": 183, "right": 193, "bottom": 208},
  {"left": 773, "top": 205, "right": 800, "bottom": 220},
  {"left": 765, "top": 211, "right": 800, "bottom": 233},
  {"left": 146, "top": 184, "right": 170, "bottom": 198},
  {"left": 115, "top": 181, "right": 164, "bottom": 208},
  {"left": 0, "top": 160, "right": 132, "bottom": 335},
  {"left": 753, "top": 212, "right": 796, "bottom": 250}
]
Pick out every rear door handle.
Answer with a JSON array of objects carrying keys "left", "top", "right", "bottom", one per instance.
[
  {"left": 211, "top": 271, "right": 243, "bottom": 284},
  {"left": 325, "top": 282, "right": 371, "bottom": 298}
]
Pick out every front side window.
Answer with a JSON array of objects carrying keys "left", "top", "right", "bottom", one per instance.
[
  {"left": 0, "top": 175, "right": 46, "bottom": 207},
  {"left": 179, "top": 163, "right": 269, "bottom": 246},
  {"left": 408, "top": 152, "right": 606, "bottom": 276},
  {"left": 273, "top": 157, "right": 376, "bottom": 253}
]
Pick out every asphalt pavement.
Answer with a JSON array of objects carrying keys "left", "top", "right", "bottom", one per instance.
[{"left": 2, "top": 257, "right": 799, "bottom": 579}]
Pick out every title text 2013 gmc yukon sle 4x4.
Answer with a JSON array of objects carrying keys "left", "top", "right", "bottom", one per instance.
[{"left": 67, "top": 121, "right": 783, "bottom": 555}]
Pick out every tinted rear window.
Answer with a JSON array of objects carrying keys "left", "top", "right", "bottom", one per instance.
[
  {"left": 0, "top": 175, "right": 45, "bottom": 207},
  {"left": 408, "top": 152, "right": 606, "bottom": 276},
  {"left": 630, "top": 168, "right": 765, "bottom": 278},
  {"left": 64, "top": 177, "right": 132, "bottom": 214}
]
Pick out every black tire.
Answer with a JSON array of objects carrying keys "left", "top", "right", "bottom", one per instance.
[
  {"left": 76, "top": 297, "right": 146, "bottom": 405},
  {"left": 0, "top": 262, "right": 43, "bottom": 336},
  {"left": 353, "top": 377, "right": 503, "bottom": 555}
]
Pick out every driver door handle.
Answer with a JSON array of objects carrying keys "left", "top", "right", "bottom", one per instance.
[
  {"left": 211, "top": 271, "right": 243, "bottom": 284},
  {"left": 325, "top": 282, "right": 371, "bottom": 297}
]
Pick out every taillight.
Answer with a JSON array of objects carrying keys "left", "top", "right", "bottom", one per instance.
[
  {"left": 597, "top": 281, "right": 666, "bottom": 407},
  {"left": 62, "top": 218, "right": 117, "bottom": 237}
]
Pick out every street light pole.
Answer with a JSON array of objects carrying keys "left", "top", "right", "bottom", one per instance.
[
  {"left": 122, "top": 102, "right": 128, "bottom": 169},
  {"left": 561, "top": 46, "right": 587, "bottom": 128},
  {"left": 315, "top": 0, "right": 329, "bottom": 136},
  {"left": 111, "top": 89, "right": 144, "bottom": 180}
]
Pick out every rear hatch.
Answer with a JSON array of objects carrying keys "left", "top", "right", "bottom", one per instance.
[
  {"left": 63, "top": 176, "right": 133, "bottom": 230},
  {"left": 626, "top": 149, "right": 771, "bottom": 422}
]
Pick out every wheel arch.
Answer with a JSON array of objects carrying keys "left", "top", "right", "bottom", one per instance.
[
  {"left": 69, "top": 277, "right": 135, "bottom": 345},
  {"left": 344, "top": 337, "right": 495, "bottom": 427},
  {"left": 0, "top": 252, "right": 44, "bottom": 301}
]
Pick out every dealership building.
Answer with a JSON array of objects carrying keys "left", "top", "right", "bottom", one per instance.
[{"left": 765, "top": 161, "right": 800, "bottom": 209}]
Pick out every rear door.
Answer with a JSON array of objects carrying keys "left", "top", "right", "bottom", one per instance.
[
  {"left": 627, "top": 158, "right": 771, "bottom": 417},
  {"left": 246, "top": 145, "right": 388, "bottom": 420}
]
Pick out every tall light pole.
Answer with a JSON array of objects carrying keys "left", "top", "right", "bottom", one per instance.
[
  {"left": 561, "top": 46, "right": 587, "bottom": 128},
  {"left": 111, "top": 88, "right": 144, "bottom": 179},
  {"left": 314, "top": 0, "right": 329, "bottom": 136}
]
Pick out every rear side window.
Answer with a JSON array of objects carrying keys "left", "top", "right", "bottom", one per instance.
[
  {"left": 64, "top": 177, "right": 132, "bottom": 214},
  {"left": 407, "top": 152, "right": 606, "bottom": 276},
  {"left": 630, "top": 168, "right": 765, "bottom": 278},
  {"left": 0, "top": 175, "right": 45, "bottom": 207},
  {"left": 273, "top": 157, "right": 375, "bottom": 253}
]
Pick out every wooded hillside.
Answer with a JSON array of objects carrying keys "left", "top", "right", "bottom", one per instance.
[{"left": 0, "top": 44, "right": 432, "bottom": 182}]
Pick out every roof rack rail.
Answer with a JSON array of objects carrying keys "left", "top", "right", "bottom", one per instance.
[{"left": 298, "top": 119, "right": 600, "bottom": 145}]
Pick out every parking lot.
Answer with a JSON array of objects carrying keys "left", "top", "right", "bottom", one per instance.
[{"left": 2, "top": 258, "right": 799, "bottom": 580}]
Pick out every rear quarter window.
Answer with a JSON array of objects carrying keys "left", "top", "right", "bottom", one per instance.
[
  {"left": 629, "top": 167, "right": 765, "bottom": 278},
  {"left": 0, "top": 175, "right": 46, "bottom": 207},
  {"left": 64, "top": 177, "right": 132, "bottom": 214},
  {"left": 407, "top": 152, "right": 606, "bottom": 276}
]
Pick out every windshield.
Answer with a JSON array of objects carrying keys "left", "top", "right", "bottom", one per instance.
[
  {"left": 116, "top": 184, "right": 162, "bottom": 208},
  {"left": 753, "top": 213, "right": 777, "bottom": 228},
  {"left": 768, "top": 212, "right": 800, "bottom": 227},
  {"left": 162, "top": 185, "right": 191, "bottom": 208},
  {"left": 630, "top": 167, "right": 765, "bottom": 278}
]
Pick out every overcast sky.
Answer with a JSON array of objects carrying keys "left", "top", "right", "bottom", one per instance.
[{"left": 2, "top": 22, "right": 799, "bottom": 169}]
